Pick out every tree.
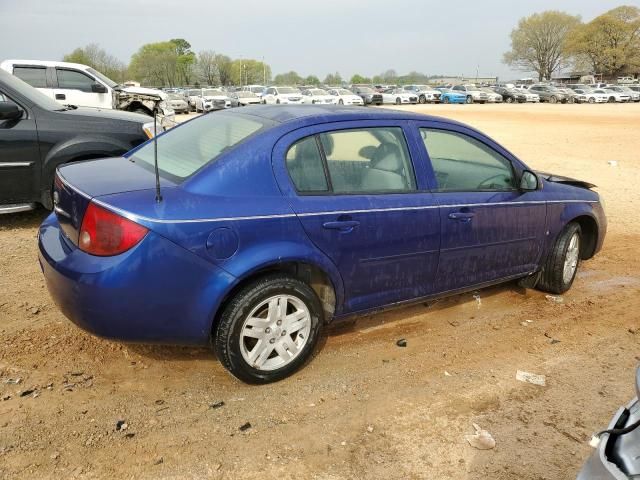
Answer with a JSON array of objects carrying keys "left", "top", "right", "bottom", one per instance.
[
  {"left": 129, "top": 41, "right": 179, "bottom": 86},
  {"left": 503, "top": 11, "right": 581, "bottom": 81},
  {"left": 566, "top": 6, "right": 640, "bottom": 78},
  {"left": 303, "top": 75, "right": 320, "bottom": 86},
  {"left": 273, "top": 71, "right": 302, "bottom": 85},
  {"left": 170, "top": 38, "right": 196, "bottom": 85},
  {"left": 63, "top": 43, "right": 127, "bottom": 83},
  {"left": 196, "top": 51, "right": 233, "bottom": 86},
  {"left": 323, "top": 72, "right": 343, "bottom": 85},
  {"left": 231, "top": 59, "right": 271, "bottom": 86},
  {"left": 350, "top": 74, "right": 371, "bottom": 84}
]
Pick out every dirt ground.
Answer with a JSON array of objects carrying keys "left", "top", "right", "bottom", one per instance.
[{"left": 1, "top": 103, "right": 639, "bottom": 480}]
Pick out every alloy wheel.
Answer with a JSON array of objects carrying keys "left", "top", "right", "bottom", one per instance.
[{"left": 562, "top": 233, "right": 580, "bottom": 284}]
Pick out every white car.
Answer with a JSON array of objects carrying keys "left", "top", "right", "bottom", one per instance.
[
  {"left": 592, "top": 88, "right": 630, "bottom": 103},
  {"left": 301, "top": 88, "right": 336, "bottom": 105},
  {"left": 185, "top": 88, "right": 202, "bottom": 111},
  {"left": 523, "top": 92, "right": 540, "bottom": 102},
  {"left": 195, "top": 88, "right": 231, "bottom": 112},
  {"left": 573, "top": 89, "right": 609, "bottom": 103},
  {"left": 262, "top": 86, "right": 304, "bottom": 105},
  {"left": 402, "top": 85, "right": 441, "bottom": 104},
  {"left": 451, "top": 84, "right": 489, "bottom": 103},
  {"left": 480, "top": 88, "right": 503, "bottom": 103},
  {"left": 605, "top": 86, "right": 639, "bottom": 102},
  {"left": 381, "top": 88, "right": 418, "bottom": 105},
  {"left": 327, "top": 89, "right": 364, "bottom": 105},
  {"left": 241, "top": 85, "right": 266, "bottom": 99},
  {"left": 0, "top": 59, "right": 175, "bottom": 123}
]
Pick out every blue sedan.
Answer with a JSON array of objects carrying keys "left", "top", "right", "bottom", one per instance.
[
  {"left": 436, "top": 88, "right": 468, "bottom": 104},
  {"left": 39, "top": 106, "right": 606, "bottom": 383}
]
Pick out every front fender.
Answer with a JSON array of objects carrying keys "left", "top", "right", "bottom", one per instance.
[{"left": 544, "top": 200, "right": 606, "bottom": 260}]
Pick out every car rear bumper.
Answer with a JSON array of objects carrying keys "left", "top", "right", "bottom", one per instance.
[
  {"left": 38, "top": 213, "right": 236, "bottom": 345},
  {"left": 577, "top": 398, "right": 639, "bottom": 479}
]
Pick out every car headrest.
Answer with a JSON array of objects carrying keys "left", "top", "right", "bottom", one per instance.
[
  {"left": 372, "top": 143, "right": 402, "bottom": 172},
  {"left": 320, "top": 134, "right": 334, "bottom": 156}
]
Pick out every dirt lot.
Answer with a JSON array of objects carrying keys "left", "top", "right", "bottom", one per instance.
[{"left": 1, "top": 103, "right": 639, "bottom": 480}]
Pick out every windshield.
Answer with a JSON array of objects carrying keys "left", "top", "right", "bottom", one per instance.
[
  {"left": 238, "top": 91, "right": 256, "bottom": 97},
  {"left": 357, "top": 87, "right": 374, "bottom": 93},
  {"left": 337, "top": 89, "right": 352, "bottom": 95},
  {"left": 414, "top": 85, "right": 428, "bottom": 90},
  {"left": 87, "top": 68, "right": 118, "bottom": 88},
  {"left": 168, "top": 94, "right": 184, "bottom": 100},
  {"left": 310, "top": 89, "right": 327, "bottom": 95},
  {"left": 0, "top": 69, "right": 68, "bottom": 111},
  {"left": 203, "top": 89, "right": 224, "bottom": 96},
  {"left": 277, "top": 87, "right": 299, "bottom": 94},
  {"left": 188, "top": 89, "right": 200, "bottom": 96},
  {"left": 130, "top": 112, "right": 268, "bottom": 181},
  {"left": 249, "top": 86, "right": 264, "bottom": 93}
]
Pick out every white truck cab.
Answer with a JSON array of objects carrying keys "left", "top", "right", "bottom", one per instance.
[{"left": 0, "top": 59, "right": 174, "bottom": 123}]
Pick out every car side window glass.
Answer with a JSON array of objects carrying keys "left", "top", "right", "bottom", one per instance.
[
  {"left": 13, "top": 67, "right": 47, "bottom": 88},
  {"left": 286, "top": 136, "right": 329, "bottom": 193},
  {"left": 420, "top": 128, "right": 516, "bottom": 192},
  {"left": 319, "top": 127, "right": 416, "bottom": 194},
  {"left": 56, "top": 69, "right": 95, "bottom": 92}
]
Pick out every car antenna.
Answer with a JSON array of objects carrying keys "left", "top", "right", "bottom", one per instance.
[{"left": 153, "top": 110, "right": 163, "bottom": 203}]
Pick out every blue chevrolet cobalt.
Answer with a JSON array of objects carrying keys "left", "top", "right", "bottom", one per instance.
[{"left": 39, "top": 106, "right": 606, "bottom": 383}]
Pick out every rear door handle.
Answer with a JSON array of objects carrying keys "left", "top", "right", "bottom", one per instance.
[
  {"left": 55, "top": 94, "right": 66, "bottom": 100},
  {"left": 322, "top": 220, "right": 360, "bottom": 232},
  {"left": 448, "top": 212, "right": 475, "bottom": 221}
]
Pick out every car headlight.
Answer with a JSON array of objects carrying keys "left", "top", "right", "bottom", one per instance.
[{"left": 142, "top": 121, "right": 161, "bottom": 139}]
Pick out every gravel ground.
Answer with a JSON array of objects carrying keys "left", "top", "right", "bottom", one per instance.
[{"left": 1, "top": 103, "right": 639, "bottom": 480}]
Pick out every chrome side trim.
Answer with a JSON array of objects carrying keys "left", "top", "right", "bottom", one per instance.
[
  {"left": 90, "top": 199, "right": 598, "bottom": 225},
  {"left": 0, "top": 203, "right": 36, "bottom": 214},
  {"left": 54, "top": 205, "right": 71, "bottom": 219},
  {"left": 0, "top": 162, "right": 34, "bottom": 168}
]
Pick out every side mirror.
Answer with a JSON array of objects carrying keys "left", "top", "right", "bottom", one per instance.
[
  {"left": 0, "top": 101, "right": 22, "bottom": 121},
  {"left": 92, "top": 83, "right": 108, "bottom": 93},
  {"left": 520, "top": 170, "right": 539, "bottom": 191}
]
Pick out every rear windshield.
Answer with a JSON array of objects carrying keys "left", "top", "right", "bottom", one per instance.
[{"left": 129, "top": 112, "right": 269, "bottom": 181}]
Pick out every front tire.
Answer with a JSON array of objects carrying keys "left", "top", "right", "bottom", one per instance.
[
  {"left": 214, "top": 274, "right": 324, "bottom": 384},
  {"left": 419, "top": 95, "right": 426, "bottom": 104},
  {"left": 466, "top": 96, "right": 473, "bottom": 104},
  {"left": 536, "top": 223, "right": 582, "bottom": 294},
  {"left": 395, "top": 98, "right": 401, "bottom": 105}
]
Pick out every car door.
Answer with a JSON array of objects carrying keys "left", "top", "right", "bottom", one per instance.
[
  {"left": 0, "top": 91, "right": 41, "bottom": 205},
  {"left": 273, "top": 121, "right": 441, "bottom": 314},
  {"left": 53, "top": 68, "right": 107, "bottom": 108},
  {"left": 415, "top": 123, "right": 546, "bottom": 293}
]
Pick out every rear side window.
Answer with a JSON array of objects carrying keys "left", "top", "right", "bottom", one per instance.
[
  {"left": 420, "top": 129, "right": 515, "bottom": 192},
  {"left": 130, "top": 112, "right": 267, "bottom": 181},
  {"left": 13, "top": 66, "right": 47, "bottom": 88},
  {"left": 286, "top": 137, "right": 328, "bottom": 192},
  {"left": 57, "top": 69, "right": 95, "bottom": 92}
]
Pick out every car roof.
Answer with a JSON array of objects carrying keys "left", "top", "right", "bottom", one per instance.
[
  {"left": 2, "top": 59, "right": 91, "bottom": 70},
  {"left": 234, "top": 104, "right": 466, "bottom": 127}
]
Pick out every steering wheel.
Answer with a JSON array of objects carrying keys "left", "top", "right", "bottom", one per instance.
[{"left": 478, "top": 174, "right": 509, "bottom": 190}]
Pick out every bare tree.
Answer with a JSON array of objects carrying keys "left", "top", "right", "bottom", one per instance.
[{"left": 503, "top": 11, "right": 581, "bottom": 81}]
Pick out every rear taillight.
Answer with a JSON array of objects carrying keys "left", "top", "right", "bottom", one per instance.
[{"left": 79, "top": 202, "right": 148, "bottom": 256}]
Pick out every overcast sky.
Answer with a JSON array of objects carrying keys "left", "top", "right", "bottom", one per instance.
[{"left": 0, "top": 0, "right": 632, "bottom": 81}]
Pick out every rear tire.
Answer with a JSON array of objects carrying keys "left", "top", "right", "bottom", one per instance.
[
  {"left": 536, "top": 223, "right": 582, "bottom": 294},
  {"left": 214, "top": 274, "right": 324, "bottom": 384}
]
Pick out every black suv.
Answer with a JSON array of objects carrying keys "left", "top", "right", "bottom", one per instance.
[
  {"left": 351, "top": 85, "right": 382, "bottom": 106},
  {"left": 0, "top": 69, "right": 153, "bottom": 213}
]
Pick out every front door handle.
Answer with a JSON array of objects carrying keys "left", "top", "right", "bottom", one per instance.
[
  {"left": 55, "top": 94, "right": 66, "bottom": 100},
  {"left": 322, "top": 220, "right": 360, "bottom": 232},
  {"left": 448, "top": 211, "right": 475, "bottom": 221}
]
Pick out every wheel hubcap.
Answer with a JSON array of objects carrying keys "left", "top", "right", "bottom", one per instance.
[
  {"left": 562, "top": 233, "right": 580, "bottom": 284},
  {"left": 240, "top": 295, "right": 311, "bottom": 371}
]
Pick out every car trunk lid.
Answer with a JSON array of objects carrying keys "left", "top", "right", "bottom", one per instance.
[{"left": 54, "top": 157, "right": 175, "bottom": 245}]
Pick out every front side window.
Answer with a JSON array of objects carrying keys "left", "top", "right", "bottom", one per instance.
[
  {"left": 286, "top": 137, "right": 328, "bottom": 192},
  {"left": 57, "top": 69, "right": 95, "bottom": 92},
  {"left": 13, "top": 66, "right": 47, "bottom": 88},
  {"left": 320, "top": 127, "right": 415, "bottom": 193},
  {"left": 420, "top": 129, "right": 515, "bottom": 192}
]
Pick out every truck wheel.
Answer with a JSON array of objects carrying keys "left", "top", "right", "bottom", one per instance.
[
  {"left": 214, "top": 274, "right": 324, "bottom": 384},
  {"left": 536, "top": 223, "right": 582, "bottom": 294}
]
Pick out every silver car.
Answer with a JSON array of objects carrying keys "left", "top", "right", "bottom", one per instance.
[{"left": 577, "top": 365, "right": 639, "bottom": 479}]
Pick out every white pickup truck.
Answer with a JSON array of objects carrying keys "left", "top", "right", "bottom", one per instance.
[{"left": 0, "top": 59, "right": 174, "bottom": 125}]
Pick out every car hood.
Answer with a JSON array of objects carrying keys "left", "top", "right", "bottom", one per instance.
[
  {"left": 58, "top": 106, "right": 149, "bottom": 123},
  {"left": 203, "top": 95, "right": 229, "bottom": 101},
  {"left": 121, "top": 86, "right": 167, "bottom": 100},
  {"left": 536, "top": 171, "right": 596, "bottom": 190}
]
